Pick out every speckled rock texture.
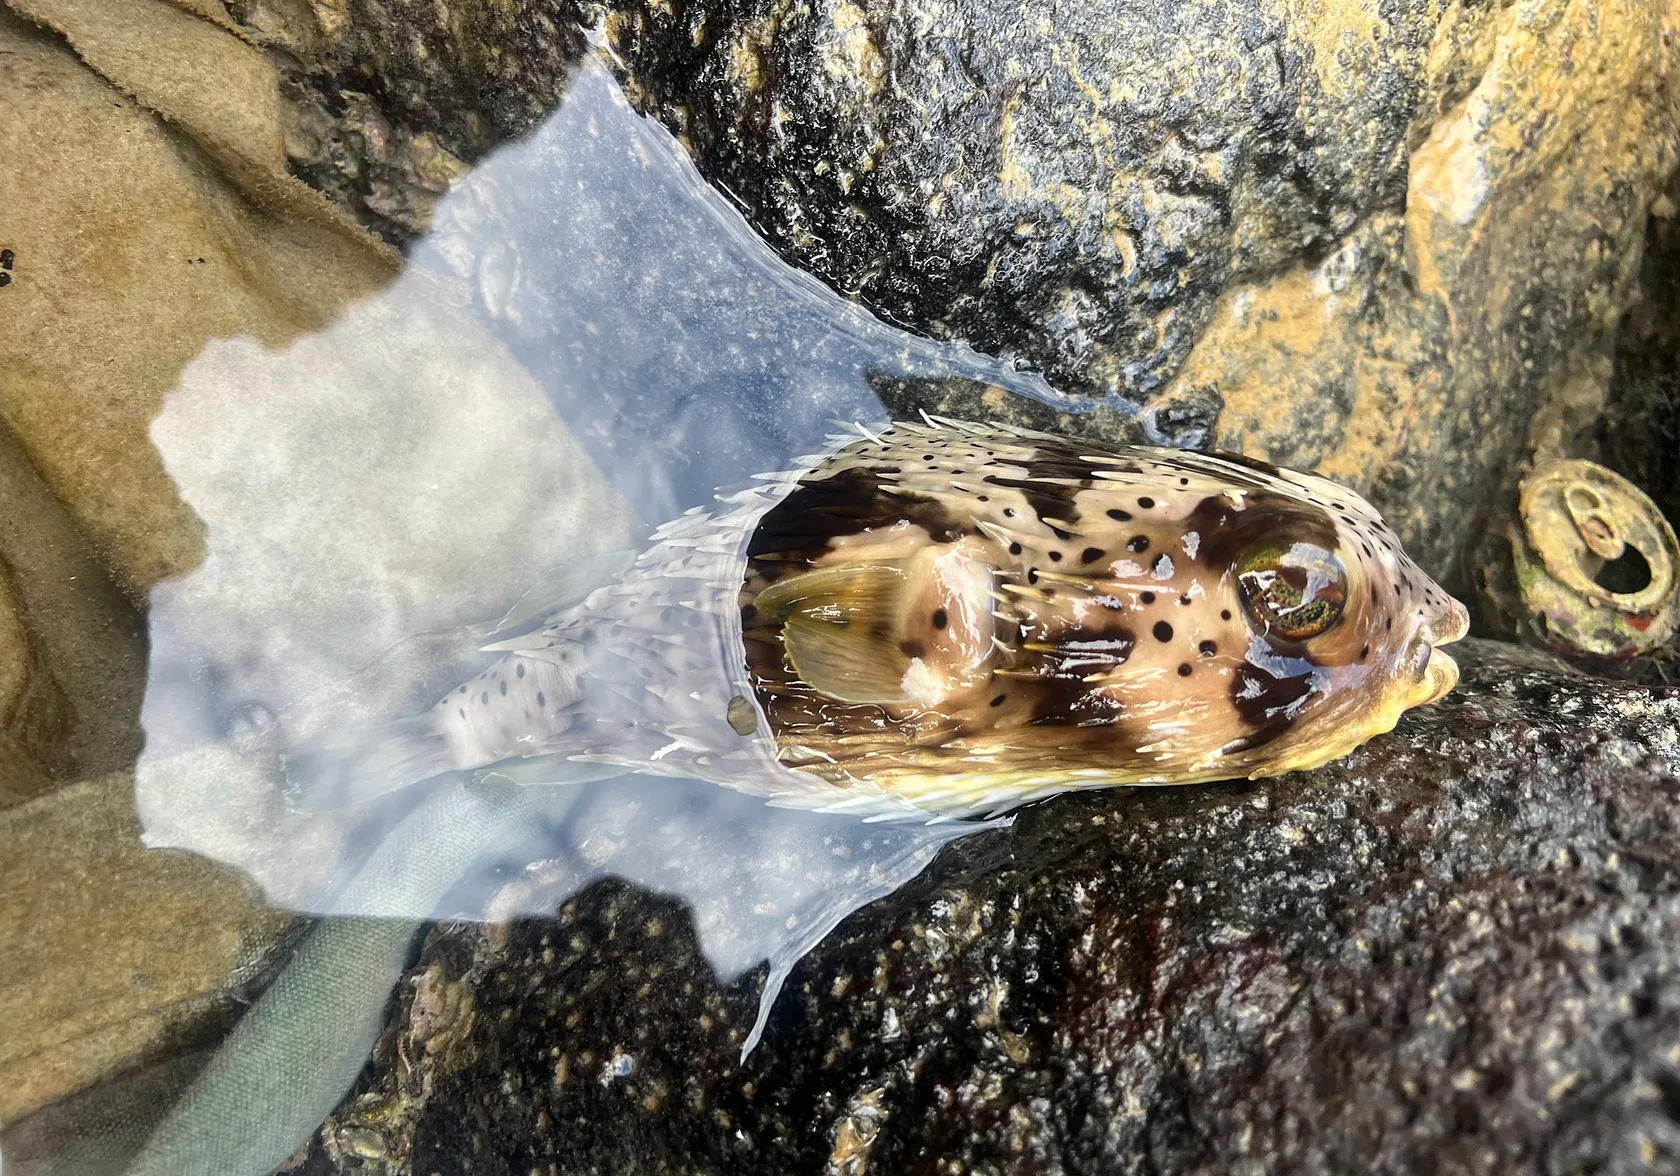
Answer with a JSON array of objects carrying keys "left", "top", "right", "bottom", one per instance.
[
  {"left": 225, "top": 0, "right": 1680, "bottom": 580},
  {"left": 291, "top": 639, "right": 1680, "bottom": 1174},
  {"left": 598, "top": 0, "right": 1680, "bottom": 579},
  {"left": 227, "top": 0, "right": 587, "bottom": 242}
]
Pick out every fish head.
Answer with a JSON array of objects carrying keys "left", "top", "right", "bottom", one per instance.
[{"left": 1172, "top": 457, "right": 1470, "bottom": 778}]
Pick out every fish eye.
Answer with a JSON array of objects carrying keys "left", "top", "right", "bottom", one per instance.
[{"left": 1236, "top": 542, "right": 1348, "bottom": 642}]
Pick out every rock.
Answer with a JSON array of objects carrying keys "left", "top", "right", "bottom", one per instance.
[
  {"left": 0, "top": 415, "right": 151, "bottom": 805},
  {"left": 0, "top": 772, "right": 297, "bottom": 1124},
  {"left": 0, "top": 559, "right": 75, "bottom": 806},
  {"left": 0, "top": 0, "right": 399, "bottom": 597},
  {"left": 227, "top": 0, "right": 587, "bottom": 243},
  {"left": 209, "top": 0, "right": 1680, "bottom": 584},
  {"left": 290, "top": 640, "right": 1680, "bottom": 1174},
  {"left": 1603, "top": 174, "right": 1680, "bottom": 540},
  {"left": 598, "top": 0, "right": 1680, "bottom": 577}
]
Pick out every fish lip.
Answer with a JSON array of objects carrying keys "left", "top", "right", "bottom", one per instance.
[{"left": 1409, "top": 644, "right": 1461, "bottom": 709}]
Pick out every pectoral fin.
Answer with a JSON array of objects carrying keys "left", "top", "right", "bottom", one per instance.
[{"left": 754, "top": 566, "right": 914, "bottom": 703}]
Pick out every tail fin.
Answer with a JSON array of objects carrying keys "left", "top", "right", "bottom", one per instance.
[{"left": 282, "top": 713, "right": 459, "bottom": 811}]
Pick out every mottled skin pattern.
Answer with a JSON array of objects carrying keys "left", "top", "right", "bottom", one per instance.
[
  {"left": 743, "top": 420, "right": 1467, "bottom": 815},
  {"left": 288, "top": 419, "right": 1466, "bottom": 822}
]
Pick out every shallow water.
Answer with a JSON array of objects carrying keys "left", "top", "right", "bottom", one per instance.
[{"left": 7, "top": 49, "right": 1063, "bottom": 1176}]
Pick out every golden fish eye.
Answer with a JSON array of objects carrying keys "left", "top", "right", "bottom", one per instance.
[{"left": 1236, "top": 542, "right": 1348, "bottom": 642}]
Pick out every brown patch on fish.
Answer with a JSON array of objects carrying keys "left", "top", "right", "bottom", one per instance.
[{"left": 738, "top": 419, "right": 1466, "bottom": 809}]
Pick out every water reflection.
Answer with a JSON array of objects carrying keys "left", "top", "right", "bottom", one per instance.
[{"left": 123, "top": 50, "right": 1044, "bottom": 1176}]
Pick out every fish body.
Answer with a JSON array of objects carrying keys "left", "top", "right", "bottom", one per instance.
[{"left": 287, "top": 418, "right": 1468, "bottom": 819}]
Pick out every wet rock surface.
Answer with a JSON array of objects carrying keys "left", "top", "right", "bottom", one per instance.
[
  {"left": 227, "top": 0, "right": 1680, "bottom": 579},
  {"left": 0, "top": 773, "right": 298, "bottom": 1123},
  {"left": 228, "top": 0, "right": 587, "bottom": 243},
  {"left": 294, "top": 639, "right": 1680, "bottom": 1174},
  {"left": 598, "top": 0, "right": 1680, "bottom": 577}
]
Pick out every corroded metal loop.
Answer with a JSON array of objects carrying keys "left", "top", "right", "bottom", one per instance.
[{"left": 1512, "top": 460, "right": 1679, "bottom": 656}]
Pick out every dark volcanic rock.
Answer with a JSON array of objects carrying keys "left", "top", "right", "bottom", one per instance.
[
  {"left": 229, "top": 0, "right": 588, "bottom": 242},
  {"left": 298, "top": 640, "right": 1680, "bottom": 1174},
  {"left": 602, "top": 0, "right": 1430, "bottom": 402},
  {"left": 229, "top": 0, "right": 1680, "bottom": 580}
]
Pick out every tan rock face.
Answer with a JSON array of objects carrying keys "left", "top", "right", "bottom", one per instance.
[
  {"left": 0, "top": 773, "right": 296, "bottom": 1122},
  {"left": 0, "top": 0, "right": 634, "bottom": 1138},
  {"left": 0, "top": 561, "right": 75, "bottom": 806},
  {"left": 0, "top": 0, "right": 399, "bottom": 598},
  {"left": 1164, "top": 0, "right": 1680, "bottom": 577}
]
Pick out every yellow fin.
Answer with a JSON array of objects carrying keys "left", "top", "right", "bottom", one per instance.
[{"left": 754, "top": 566, "right": 913, "bottom": 703}]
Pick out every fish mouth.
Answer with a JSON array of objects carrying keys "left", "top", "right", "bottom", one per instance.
[{"left": 1405, "top": 645, "right": 1461, "bottom": 709}]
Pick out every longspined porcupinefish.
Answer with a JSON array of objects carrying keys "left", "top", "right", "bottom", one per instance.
[{"left": 286, "top": 417, "right": 1469, "bottom": 818}]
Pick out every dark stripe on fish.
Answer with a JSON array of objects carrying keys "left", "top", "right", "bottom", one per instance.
[
  {"left": 1181, "top": 490, "right": 1340, "bottom": 578},
  {"left": 1224, "top": 659, "right": 1315, "bottom": 753},
  {"left": 982, "top": 435, "right": 1108, "bottom": 524},
  {"left": 747, "top": 465, "right": 964, "bottom": 562}
]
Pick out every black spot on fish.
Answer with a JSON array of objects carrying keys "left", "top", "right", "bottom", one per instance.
[
  {"left": 458, "top": 708, "right": 465, "bottom": 720},
  {"left": 1128, "top": 536, "right": 1150, "bottom": 553},
  {"left": 1140, "top": 591, "right": 1155, "bottom": 604},
  {"left": 932, "top": 608, "right": 948, "bottom": 629},
  {"left": 481, "top": 692, "right": 490, "bottom": 705},
  {"left": 1179, "top": 593, "right": 1193, "bottom": 605},
  {"left": 499, "top": 681, "right": 507, "bottom": 696},
  {"left": 1138, "top": 497, "right": 1155, "bottom": 509},
  {"left": 1049, "top": 525, "right": 1074, "bottom": 541},
  {"left": 1153, "top": 621, "right": 1173, "bottom": 642},
  {"left": 1027, "top": 568, "right": 1040, "bottom": 584},
  {"left": 990, "top": 694, "right": 1006, "bottom": 707},
  {"left": 537, "top": 692, "right": 546, "bottom": 707},
  {"left": 1221, "top": 609, "right": 1233, "bottom": 620},
  {"left": 1009, "top": 542, "right": 1023, "bottom": 555},
  {"left": 1199, "top": 640, "right": 1217, "bottom": 656},
  {"left": 1049, "top": 551, "right": 1063, "bottom": 562},
  {"left": 1107, "top": 509, "right": 1133, "bottom": 522},
  {"left": 1359, "top": 645, "right": 1369, "bottom": 660},
  {"left": 1081, "top": 547, "right": 1105, "bottom": 563},
  {"left": 1178, "top": 663, "right": 1192, "bottom": 676},
  {"left": 516, "top": 663, "right": 525, "bottom": 678},
  {"left": 900, "top": 640, "right": 926, "bottom": 659}
]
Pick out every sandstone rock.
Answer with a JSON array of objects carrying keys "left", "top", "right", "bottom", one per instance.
[
  {"left": 0, "top": 0, "right": 399, "bottom": 597},
  {"left": 289, "top": 641, "right": 1680, "bottom": 1174},
  {"left": 0, "top": 773, "right": 296, "bottom": 1124}
]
